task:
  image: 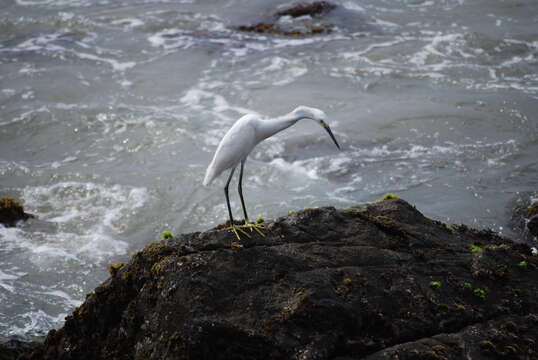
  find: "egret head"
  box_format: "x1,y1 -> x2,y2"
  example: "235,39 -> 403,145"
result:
293,106 -> 341,150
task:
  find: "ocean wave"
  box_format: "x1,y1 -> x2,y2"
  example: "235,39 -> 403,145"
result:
330,30 -> 538,95
10,181 -> 149,263
5,310 -> 66,339
2,29 -> 136,72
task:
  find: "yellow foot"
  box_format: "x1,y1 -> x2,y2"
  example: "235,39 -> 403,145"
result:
227,224 -> 251,241
239,222 -> 265,237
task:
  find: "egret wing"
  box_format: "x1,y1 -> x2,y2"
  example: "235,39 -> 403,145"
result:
203,117 -> 257,185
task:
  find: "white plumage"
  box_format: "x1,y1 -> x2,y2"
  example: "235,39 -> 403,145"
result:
203,106 -> 340,239
203,114 -> 258,186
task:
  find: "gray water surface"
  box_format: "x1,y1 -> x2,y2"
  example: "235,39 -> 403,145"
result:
1,0 -> 537,341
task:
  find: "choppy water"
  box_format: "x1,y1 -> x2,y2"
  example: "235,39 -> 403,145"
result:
1,0 -> 538,342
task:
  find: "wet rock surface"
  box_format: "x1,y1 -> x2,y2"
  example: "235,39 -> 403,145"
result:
235,1 -> 371,36
0,339 -> 40,360
508,191 -> 538,242
275,1 -> 336,18
0,197 -> 34,227
20,199 -> 538,359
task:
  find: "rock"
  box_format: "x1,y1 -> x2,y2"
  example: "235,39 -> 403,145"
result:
508,191 -> 538,242
528,215 -> 538,238
363,314 -> 538,360
22,199 -> 538,359
235,1 -> 375,37
236,22 -> 332,36
236,1 -> 336,36
0,339 -> 40,360
275,1 -> 336,18
0,197 -> 34,227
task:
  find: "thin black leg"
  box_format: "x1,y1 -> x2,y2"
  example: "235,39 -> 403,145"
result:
224,167 -> 236,225
238,159 -> 249,223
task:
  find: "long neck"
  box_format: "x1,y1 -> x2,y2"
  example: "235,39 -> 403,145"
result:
255,112 -> 303,143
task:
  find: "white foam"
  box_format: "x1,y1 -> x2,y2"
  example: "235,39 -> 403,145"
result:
0,106 -> 51,127
342,1 -> 365,12
336,30 -> 538,95
0,269 -> 24,293
269,158 -> 320,180
15,33 -> 65,52
12,181 -> 149,264
180,88 -> 227,112
1,89 -> 16,96
7,310 -> 65,338
76,52 -> 135,72
39,289 -> 82,308
148,29 -> 195,50
111,18 -> 144,30
326,156 -> 353,174
409,0 -> 434,7
9,32 -> 136,72
327,186 -> 358,204
371,18 -> 399,28
15,0 -> 87,6
179,87 -> 256,127
342,38 -> 406,61
254,56 -> 308,86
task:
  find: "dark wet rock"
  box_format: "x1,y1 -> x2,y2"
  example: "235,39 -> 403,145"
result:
528,215 -> 538,238
0,339 -> 40,360
508,191 -> 538,242
236,22 -> 333,36
22,199 -> 538,359
0,197 -> 34,227
363,314 -> 538,360
275,1 -> 336,18
235,1 -> 345,36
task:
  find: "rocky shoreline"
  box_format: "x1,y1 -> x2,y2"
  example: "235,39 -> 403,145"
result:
4,198 -> 536,359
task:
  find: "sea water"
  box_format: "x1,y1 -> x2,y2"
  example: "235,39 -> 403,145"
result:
1,0 -> 537,341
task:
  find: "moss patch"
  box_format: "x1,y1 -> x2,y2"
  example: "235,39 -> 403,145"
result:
378,193 -> 399,201
107,263 -> 124,277
162,231 -> 174,240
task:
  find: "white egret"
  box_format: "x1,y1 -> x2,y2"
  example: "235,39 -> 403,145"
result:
203,106 -> 341,240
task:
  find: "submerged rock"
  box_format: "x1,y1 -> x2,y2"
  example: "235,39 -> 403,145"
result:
0,197 -> 34,227
23,199 -> 538,359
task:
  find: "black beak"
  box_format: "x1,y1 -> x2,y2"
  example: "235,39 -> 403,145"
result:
323,124 -> 341,150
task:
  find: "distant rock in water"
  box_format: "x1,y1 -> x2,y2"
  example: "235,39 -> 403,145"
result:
21,198 -> 538,359
236,22 -> 332,36
235,1 -> 372,36
0,197 -> 34,227
275,1 -> 336,18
